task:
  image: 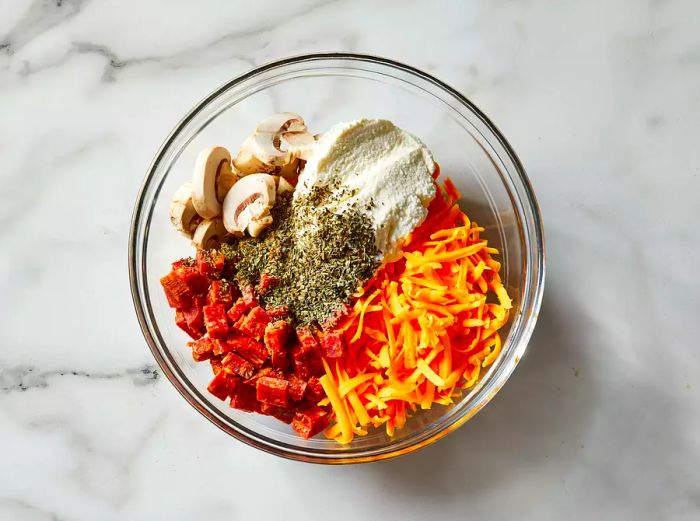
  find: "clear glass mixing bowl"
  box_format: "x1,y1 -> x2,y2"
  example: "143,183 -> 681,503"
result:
129,53 -> 545,464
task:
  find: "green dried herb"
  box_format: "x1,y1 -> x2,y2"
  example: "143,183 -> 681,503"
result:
220,186 -> 379,325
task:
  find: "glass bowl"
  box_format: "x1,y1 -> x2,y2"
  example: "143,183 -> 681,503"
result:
129,53 -> 545,464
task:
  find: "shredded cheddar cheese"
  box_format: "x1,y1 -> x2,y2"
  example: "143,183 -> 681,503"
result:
323,177 -> 512,443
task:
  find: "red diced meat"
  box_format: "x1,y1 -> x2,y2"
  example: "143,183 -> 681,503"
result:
307,355 -> 326,377
172,263 -> 209,294
231,337 -> 268,367
244,367 -> 283,386
229,384 -> 258,412
270,349 -> 288,370
235,307 -> 270,341
264,320 -> 289,349
227,298 -> 249,323
288,375 -> 307,402
210,357 -> 223,375
256,273 -> 280,295
241,286 -> 259,307
211,338 -> 232,356
264,320 -> 289,369
292,407 -> 330,439
296,327 -> 319,354
196,250 -> 225,277
305,376 -> 325,402
320,330 -> 344,359
260,402 -> 294,424
256,376 -> 289,408
291,345 -> 311,379
161,272 -> 193,309
265,305 -> 290,320
207,371 -> 237,401
221,352 -> 255,380
175,310 -> 199,339
207,280 -> 234,308
182,296 -> 205,336
203,304 -> 228,338
188,337 -> 214,362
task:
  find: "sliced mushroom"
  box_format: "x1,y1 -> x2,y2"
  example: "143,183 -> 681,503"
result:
192,146 -> 236,219
248,214 -> 273,238
232,136 -> 275,176
222,173 -> 276,237
192,217 -> 228,249
250,113 -> 316,166
281,131 -> 316,161
169,182 -> 202,238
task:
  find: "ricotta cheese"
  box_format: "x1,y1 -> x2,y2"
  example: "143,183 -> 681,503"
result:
296,119 -> 436,260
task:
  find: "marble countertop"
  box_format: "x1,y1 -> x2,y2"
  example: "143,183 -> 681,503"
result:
1,1 -> 699,519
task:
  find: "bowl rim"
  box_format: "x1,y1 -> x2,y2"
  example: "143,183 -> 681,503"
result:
129,52 -> 546,464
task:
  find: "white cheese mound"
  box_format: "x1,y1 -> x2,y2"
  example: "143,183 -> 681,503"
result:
295,119 -> 436,260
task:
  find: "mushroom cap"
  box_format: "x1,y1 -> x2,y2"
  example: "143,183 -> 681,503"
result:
169,182 -> 202,238
192,146 -> 232,219
222,173 -> 276,236
192,218 -> 228,249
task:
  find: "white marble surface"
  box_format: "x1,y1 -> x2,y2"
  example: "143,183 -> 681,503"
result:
1,0 -> 699,519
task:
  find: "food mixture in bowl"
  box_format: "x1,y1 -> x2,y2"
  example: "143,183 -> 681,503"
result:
161,113 -> 512,443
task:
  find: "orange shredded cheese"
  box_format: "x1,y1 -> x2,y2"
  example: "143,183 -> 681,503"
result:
323,176 -> 512,443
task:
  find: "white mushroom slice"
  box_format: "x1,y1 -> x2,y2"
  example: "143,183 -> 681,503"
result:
276,176 -> 294,195
192,218 -> 228,249
192,146 -> 234,219
232,136 -> 275,176
251,113 -> 313,166
248,213 -> 273,238
281,131 -> 316,160
222,173 -> 276,237
169,182 -> 202,238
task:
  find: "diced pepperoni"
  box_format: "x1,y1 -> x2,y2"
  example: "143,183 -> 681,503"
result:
207,280 -> 234,308
288,375 -> 307,402
188,337 -> 214,362
203,304 -> 228,338
207,371 -> 238,401
244,367 -> 284,386
292,407 -> 330,439
161,272 -> 193,309
241,286 -> 259,308
256,376 -> 289,408
291,345 -> 311,379
175,310 -> 200,339
229,383 -> 258,412
296,327 -> 319,354
172,263 -> 209,294
305,376 -> 325,402
196,249 -> 225,277
227,298 -> 250,323
210,357 -> 223,375
265,305 -> 290,320
319,330 -> 344,359
221,352 -> 255,380
260,402 -> 294,424
256,272 -> 280,295
233,338 -> 268,367
182,296 -> 205,336
234,306 -> 270,341
264,320 -> 289,369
